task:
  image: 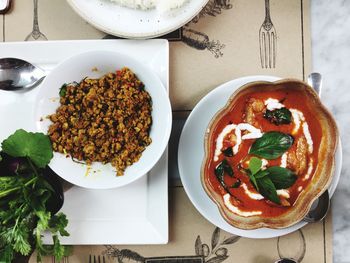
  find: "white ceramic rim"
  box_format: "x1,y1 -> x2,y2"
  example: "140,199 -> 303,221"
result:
66,0 -> 210,39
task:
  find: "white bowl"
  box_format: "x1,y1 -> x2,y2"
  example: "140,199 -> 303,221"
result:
66,0 -> 209,39
34,50 -> 172,189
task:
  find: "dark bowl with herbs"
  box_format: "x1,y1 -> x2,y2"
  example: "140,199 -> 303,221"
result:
0,129 -> 69,262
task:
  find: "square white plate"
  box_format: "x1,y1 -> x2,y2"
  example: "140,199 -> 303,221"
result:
0,39 -> 169,244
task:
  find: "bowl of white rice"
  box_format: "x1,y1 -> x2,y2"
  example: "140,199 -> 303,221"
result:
66,0 -> 209,38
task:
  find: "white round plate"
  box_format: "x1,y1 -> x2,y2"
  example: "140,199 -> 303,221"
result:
34,50 -> 172,189
67,0 -> 209,39
178,75 -> 342,239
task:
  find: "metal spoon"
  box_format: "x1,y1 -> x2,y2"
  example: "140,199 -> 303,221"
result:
0,58 -> 45,91
302,72 -> 330,223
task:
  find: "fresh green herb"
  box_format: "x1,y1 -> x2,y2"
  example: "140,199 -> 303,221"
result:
222,147 -> 233,157
1,129 -> 53,168
231,179 -> 241,188
215,160 -> 234,193
246,157 -> 262,190
0,130 -> 69,262
249,131 -> 294,160
248,157 -> 262,176
59,84 -> 67,97
264,107 -> 292,125
265,166 -> 297,189
246,171 -> 258,191
254,169 -> 270,179
222,159 -> 234,177
257,177 -> 280,204
246,157 -> 296,204
214,162 -> 225,186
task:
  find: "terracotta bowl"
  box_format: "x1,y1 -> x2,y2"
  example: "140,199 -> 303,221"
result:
201,79 -> 338,229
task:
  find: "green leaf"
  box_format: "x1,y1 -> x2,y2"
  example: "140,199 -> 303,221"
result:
254,169 -> 270,179
49,213 -> 69,237
214,162 -> 224,186
222,159 -> 233,177
246,170 -> 258,191
264,107 -> 292,125
0,245 -> 14,263
231,179 -> 241,188
53,235 -> 65,261
249,131 -> 294,160
36,210 -> 51,232
12,223 -> 32,256
248,157 -> 262,176
59,84 -> 67,97
222,147 -> 233,157
215,159 -> 234,185
257,177 -> 280,204
265,166 -> 297,189
1,129 -> 53,168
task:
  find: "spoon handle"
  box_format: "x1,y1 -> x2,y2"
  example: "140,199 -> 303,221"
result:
307,72 -> 322,98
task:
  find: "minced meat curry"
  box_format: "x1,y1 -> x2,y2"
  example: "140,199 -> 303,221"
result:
48,67 -> 152,176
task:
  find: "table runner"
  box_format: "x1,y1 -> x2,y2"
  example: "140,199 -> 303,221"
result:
0,0 -> 332,262
31,188 -> 332,263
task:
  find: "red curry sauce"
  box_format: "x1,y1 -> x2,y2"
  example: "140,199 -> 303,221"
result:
206,88 -> 322,217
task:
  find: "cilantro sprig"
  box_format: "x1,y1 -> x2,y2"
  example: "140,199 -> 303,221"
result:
0,129 -> 69,262
246,157 -> 297,204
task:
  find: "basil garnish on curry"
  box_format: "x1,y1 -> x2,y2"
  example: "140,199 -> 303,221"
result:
264,107 -> 292,125
249,131 -> 294,160
215,131 -> 297,204
246,157 -> 297,204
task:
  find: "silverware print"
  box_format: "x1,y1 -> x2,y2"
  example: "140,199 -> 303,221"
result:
25,0 -> 48,41
259,0 -> 277,68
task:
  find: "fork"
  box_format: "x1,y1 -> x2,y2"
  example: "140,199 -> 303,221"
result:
259,0 -> 277,68
89,255 -> 106,263
51,256 -> 69,263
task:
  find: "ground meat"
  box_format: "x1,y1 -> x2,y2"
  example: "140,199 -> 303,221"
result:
244,98 -> 265,127
48,67 -> 152,176
287,136 -> 308,175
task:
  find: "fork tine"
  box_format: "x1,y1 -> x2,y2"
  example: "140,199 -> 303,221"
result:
261,31 -> 266,68
259,30 -> 264,68
272,31 -> 276,68
267,32 -> 272,68
264,32 -> 268,68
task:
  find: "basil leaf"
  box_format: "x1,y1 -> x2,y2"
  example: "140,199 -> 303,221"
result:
257,177 -> 280,204
222,159 -> 234,177
59,84 -> 67,97
231,179 -> 241,188
249,131 -> 294,159
254,169 -> 269,179
265,166 -> 297,189
222,147 -> 233,157
215,160 -> 234,194
214,162 -> 225,186
264,107 -> 292,125
248,157 -> 262,176
246,170 -> 259,191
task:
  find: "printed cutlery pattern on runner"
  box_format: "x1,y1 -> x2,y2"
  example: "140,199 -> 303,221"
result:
259,0 -> 277,68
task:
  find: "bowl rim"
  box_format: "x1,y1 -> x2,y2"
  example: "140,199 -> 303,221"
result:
35,49 -> 172,189
66,0 -> 210,39
200,78 -> 339,229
